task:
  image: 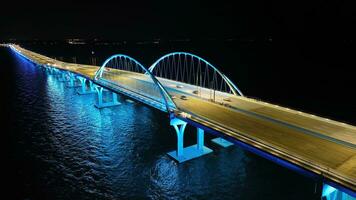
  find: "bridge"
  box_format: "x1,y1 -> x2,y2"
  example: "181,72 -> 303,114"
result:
7,44 -> 356,199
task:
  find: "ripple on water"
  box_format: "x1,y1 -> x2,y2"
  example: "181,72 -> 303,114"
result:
6,54 -> 319,200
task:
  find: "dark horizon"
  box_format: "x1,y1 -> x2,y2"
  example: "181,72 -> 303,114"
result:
1,1 -> 354,61
0,1 -> 270,41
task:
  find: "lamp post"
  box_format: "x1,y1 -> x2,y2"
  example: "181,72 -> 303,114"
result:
210,81 -> 215,102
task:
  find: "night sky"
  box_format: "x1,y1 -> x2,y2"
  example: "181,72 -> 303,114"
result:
1,1 -> 271,40
1,1 -> 354,42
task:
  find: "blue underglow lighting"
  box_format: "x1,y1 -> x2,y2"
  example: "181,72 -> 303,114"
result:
96,54 -> 177,112
322,183 -> 356,199
322,184 -> 337,197
8,45 -> 356,199
324,180 -> 356,199
177,116 -> 320,178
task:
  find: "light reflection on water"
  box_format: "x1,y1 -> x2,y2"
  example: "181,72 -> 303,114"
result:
6,50 -> 318,200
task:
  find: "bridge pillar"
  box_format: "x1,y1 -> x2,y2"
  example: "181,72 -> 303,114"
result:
211,137 -> 233,148
322,183 -> 355,200
77,77 -> 95,95
41,66 -> 47,73
66,73 -> 79,88
58,71 -> 69,82
50,67 -> 60,76
45,66 -> 55,75
94,85 -> 121,109
197,128 -> 204,151
167,118 -> 213,163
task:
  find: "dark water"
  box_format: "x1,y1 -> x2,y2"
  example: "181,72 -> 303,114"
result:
1,42 -> 352,200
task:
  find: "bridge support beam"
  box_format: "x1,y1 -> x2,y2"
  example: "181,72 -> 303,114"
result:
66,73 -> 80,88
58,71 -> 69,82
42,66 -> 48,73
45,66 -> 58,75
167,118 -> 213,163
322,183 -> 355,200
211,137 -> 233,148
94,85 -> 120,109
52,68 -> 61,76
77,77 -> 95,95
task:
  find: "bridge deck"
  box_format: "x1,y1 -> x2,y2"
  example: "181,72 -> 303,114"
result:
174,94 -> 356,184
10,45 -> 356,191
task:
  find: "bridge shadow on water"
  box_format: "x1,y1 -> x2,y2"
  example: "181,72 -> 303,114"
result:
1,47 -> 322,200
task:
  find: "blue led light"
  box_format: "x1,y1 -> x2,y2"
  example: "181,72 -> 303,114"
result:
96,54 -> 177,112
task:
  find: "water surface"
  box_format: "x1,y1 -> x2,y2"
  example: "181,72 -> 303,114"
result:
1,45 -> 331,199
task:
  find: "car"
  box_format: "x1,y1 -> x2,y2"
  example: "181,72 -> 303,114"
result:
177,111 -> 191,118
180,95 -> 188,100
171,95 -> 177,99
223,97 -> 231,102
192,90 -> 199,94
176,85 -> 184,88
223,103 -> 231,107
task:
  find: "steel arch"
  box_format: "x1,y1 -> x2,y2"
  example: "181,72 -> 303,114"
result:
148,52 -> 243,96
95,54 -> 177,112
